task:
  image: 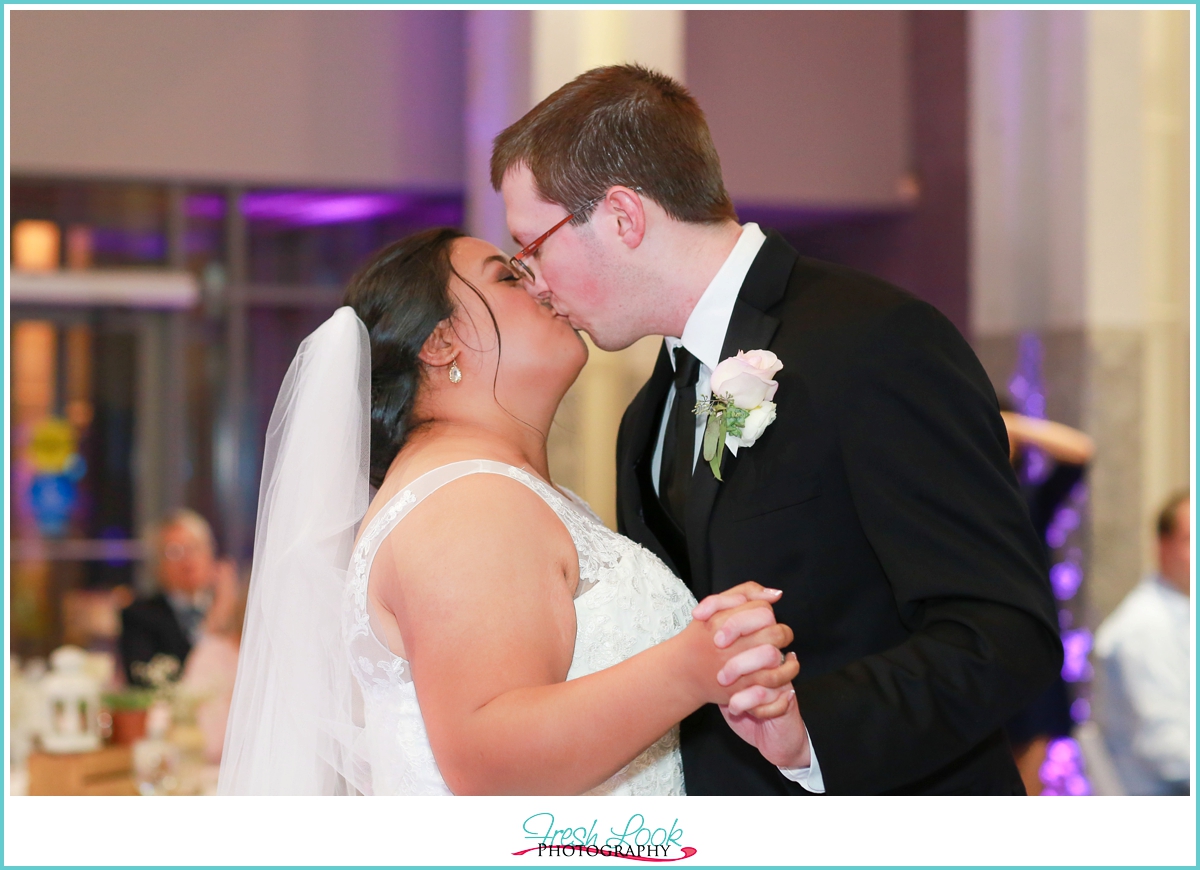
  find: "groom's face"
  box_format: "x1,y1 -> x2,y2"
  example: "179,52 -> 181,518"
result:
501,166 -> 630,351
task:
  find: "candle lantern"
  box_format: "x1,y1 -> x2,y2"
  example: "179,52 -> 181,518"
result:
40,646 -> 102,754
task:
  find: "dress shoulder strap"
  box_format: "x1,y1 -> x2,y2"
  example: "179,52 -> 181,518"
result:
351,460 -> 561,582
346,460 -> 608,658
345,460 -> 619,689
345,461 -> 550,674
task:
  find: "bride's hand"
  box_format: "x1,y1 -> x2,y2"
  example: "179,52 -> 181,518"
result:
692,582 -> 798,719
682,599 -> 798,707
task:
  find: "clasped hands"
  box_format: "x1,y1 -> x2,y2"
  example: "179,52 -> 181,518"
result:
689,581 -> 812,770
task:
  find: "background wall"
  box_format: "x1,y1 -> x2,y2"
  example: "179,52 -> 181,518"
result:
755,11 -> 970,335
10,10 -> 465,188
687,10 -> 911,209
970,9 -> 1191,620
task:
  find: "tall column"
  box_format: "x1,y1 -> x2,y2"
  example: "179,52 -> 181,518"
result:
530,11 -> 684,102
465,11 -> 532,249
970,10 -> 1190,620
163,184 -> 188,514
464,10 -> 684,527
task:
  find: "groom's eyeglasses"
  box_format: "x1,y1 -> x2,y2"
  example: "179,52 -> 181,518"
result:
508,187 -> 643,283
507,196 -> 602,284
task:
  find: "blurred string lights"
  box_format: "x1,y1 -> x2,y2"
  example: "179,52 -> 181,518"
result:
1009,332 -> 1092,796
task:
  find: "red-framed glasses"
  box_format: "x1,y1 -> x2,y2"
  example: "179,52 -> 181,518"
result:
507,195 -> 603,284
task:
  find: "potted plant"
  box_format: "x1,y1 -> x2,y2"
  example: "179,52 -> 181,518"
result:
102,688 -> 155,745
104,652 -> 183,746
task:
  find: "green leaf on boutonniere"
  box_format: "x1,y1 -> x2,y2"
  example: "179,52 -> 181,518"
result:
709,450 -> 724,481
704,412 -> 726,481
702,411 -> 722,463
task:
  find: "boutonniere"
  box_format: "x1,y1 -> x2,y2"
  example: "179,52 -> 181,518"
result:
693,350 -> 782,481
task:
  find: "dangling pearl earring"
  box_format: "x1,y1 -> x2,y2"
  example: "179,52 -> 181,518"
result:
448,359 -> 462,384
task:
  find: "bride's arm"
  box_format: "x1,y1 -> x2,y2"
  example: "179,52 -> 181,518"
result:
377,474 -> 795,795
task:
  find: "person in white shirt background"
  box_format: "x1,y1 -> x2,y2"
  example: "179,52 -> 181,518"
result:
1094,491 -> 1191,796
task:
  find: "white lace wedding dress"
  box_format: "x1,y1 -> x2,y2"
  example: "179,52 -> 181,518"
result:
344,459 -> 696,795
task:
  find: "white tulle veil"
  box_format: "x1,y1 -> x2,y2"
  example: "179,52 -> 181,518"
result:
218,306 -> 374,795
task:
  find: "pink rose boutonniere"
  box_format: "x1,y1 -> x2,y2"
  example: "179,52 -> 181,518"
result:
693,349 -> 783,481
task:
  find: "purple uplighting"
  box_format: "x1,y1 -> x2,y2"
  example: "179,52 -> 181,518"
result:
185,189 -> 463,228
1024,450 -> 1049,484
1046,503 -> 1081,549
1070,698 -> 1091,723
90,227 -> 167,261
1008,334 -> 1047,421
186,192 -> 226,220
1050,560 -> 1083,600
1040,737 -> 1091,796
1006,285 -> 1095,798
1009,332 -> 1050,485
1061,629 -> 1093,683
241,191 -> 418,226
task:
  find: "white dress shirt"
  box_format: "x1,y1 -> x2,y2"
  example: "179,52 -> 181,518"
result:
166,590 -> 210,646
1094,574 -> 1191,794
650,223 -> 766,491
649,222 -> 824,793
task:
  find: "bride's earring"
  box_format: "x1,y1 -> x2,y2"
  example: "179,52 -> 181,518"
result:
448,359 -> 462,384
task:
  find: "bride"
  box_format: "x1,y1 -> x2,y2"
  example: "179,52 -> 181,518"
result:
218,228 -> 800,795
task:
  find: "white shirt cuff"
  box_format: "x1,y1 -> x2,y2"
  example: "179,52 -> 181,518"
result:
777,730 -> 824,793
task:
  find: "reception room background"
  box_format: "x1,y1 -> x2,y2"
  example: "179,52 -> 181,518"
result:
6,8 -> 1191,798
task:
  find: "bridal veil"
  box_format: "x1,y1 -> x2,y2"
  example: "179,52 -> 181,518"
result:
218,307 -> 374,794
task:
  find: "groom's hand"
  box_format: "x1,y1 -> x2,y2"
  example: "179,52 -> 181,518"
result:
720,690 -> 812,770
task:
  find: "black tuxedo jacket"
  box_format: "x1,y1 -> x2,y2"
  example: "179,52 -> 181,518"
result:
616,231 -> 1062,795
119,593 -> 193,685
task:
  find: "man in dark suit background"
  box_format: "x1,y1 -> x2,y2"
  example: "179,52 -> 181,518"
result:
492,64 -> 1062,794
120,509 -> 230,685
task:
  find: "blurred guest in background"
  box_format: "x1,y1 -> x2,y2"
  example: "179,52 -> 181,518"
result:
1094,492 -> 1191,796
1001,407 -> 1095,794
119,509 -> 236,686
180,566 -> 247,763
1001,408 -> 1095,532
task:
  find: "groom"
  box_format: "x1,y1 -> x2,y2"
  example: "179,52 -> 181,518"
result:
492,65 -> 1061,795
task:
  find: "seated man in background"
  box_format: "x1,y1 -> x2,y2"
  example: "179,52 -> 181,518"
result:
1094,491 -> 1191,795
119,509 -> 236,685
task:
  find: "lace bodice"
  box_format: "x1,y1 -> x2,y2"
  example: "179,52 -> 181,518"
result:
344,460 -> 695,795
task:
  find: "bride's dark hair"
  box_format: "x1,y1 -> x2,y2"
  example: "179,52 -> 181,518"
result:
343,227 -> 499,488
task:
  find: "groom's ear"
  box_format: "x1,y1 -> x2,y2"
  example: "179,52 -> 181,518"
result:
418,319 -> 459,368
604,186 -> 646,250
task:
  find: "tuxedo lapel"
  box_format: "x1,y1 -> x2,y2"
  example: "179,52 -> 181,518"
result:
629,341 -> 675,471
683,232 -> 797,599
620,341 -> 680,570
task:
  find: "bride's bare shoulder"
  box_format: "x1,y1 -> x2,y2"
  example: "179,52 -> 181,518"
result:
374,441 -> 578,594
363,434 -> 566,550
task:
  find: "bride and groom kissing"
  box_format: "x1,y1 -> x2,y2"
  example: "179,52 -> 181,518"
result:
219,65 -> 1062,795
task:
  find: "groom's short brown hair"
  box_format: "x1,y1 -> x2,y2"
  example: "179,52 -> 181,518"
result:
490,64 -> 737,225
